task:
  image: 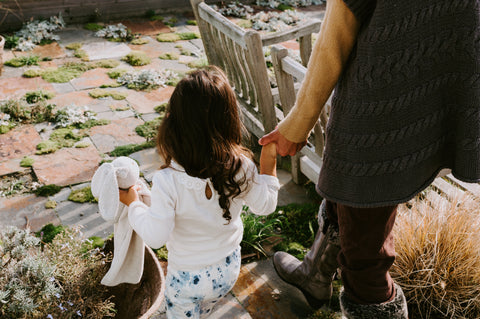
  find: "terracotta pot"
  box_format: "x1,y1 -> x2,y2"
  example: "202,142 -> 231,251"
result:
0,35 -> 4,76
104,240 -> 165,318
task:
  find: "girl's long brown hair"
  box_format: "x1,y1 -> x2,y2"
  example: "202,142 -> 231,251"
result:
157,66 -> 253,223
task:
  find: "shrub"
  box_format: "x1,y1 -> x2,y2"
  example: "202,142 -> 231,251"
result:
391,193 -> 480,318
121,51 -> 151,66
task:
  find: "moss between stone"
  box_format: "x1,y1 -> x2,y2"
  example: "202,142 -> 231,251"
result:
25,90 -> 55,104
68,186 -> 97,203
84,23 -> 104,32
186,20 -> 197,26
74,49 -> 89,60
130,38 -> 149,45
20,156 -> 34,167
187,58 -> 208,69
156,32 -> 199,43
121,51 -> 151,66
45,200 -> 57,209
154,102 -> 168,115
34,184 -> 62,197
109,141 -> 155,157
93,59 -> 120,69
135,117 -> 162,141
237,19 -> 253,29
159,52 -> 179,60
74,141 -> 91,148
89,88 -> 127,100
23,68 -> 45,78
107,68 -> 128,79
4,55 -> 40,67
100,82 -> 123,88
41,62 -> 93,83
36,140 -> 61,154
66,42 -> 83,50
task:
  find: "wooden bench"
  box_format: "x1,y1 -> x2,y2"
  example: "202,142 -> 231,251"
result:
190,0 -> 321,137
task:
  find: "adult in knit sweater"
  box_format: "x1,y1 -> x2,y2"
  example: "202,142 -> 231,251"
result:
260,0 -> 479,317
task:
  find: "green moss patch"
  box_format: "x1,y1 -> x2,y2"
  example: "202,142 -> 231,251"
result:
50,128 -> 82,147
36,223 -> 66,243
100,82 -> 123,88
20,156 -> 34,167
107,68 -> 128,79
68,186 -> 97,203
5,55 -> 40,67
93,59 -> 120,69
122,51 -> 151,66
74,141 -> 91,148
36,140 -> 61,154
0,99 -> 55,124
156,32 -> 199,42
187,58 -> 208,69
25,90 -> 55,104
23,68 -> 45,78
159,52 -> 179,60
135,117 -> 162,141
45,200 -> 57,209
153,246 -> 168,261
131,38 -> 149,45
84,23 -> 104,32
89,88 -> 127,100
34,184 -> 62,197
237,19 -> 253,29
186,20 -> 197,26
74,49 -> 89,60
109,141 -> 155,157
41,67 -> 83,83
154,103 -> 168,116
66,42 -> 83,50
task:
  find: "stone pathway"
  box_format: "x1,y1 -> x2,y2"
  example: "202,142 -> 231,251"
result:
0,8 -> 327,319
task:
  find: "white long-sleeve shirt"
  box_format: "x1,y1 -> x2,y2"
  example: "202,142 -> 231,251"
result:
128,157 -> 280,271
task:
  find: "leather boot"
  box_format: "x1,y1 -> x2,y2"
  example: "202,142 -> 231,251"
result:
273,200 -> 340,309
340,283 -> 408,319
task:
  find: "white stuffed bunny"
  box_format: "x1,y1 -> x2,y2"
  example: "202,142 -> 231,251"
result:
91,156 -> 151,286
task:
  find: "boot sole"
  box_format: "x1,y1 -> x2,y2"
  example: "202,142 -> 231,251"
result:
272,258 -> 328,309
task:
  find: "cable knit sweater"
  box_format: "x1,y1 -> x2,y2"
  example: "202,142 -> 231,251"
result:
280,0 -> 480,207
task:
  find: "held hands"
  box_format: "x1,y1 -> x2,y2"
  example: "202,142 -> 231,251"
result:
259,128 -> 307,157
119,185 -> 140,207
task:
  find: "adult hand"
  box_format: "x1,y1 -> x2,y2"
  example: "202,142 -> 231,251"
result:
259,128 -> 307,157
119,185 -> 140,206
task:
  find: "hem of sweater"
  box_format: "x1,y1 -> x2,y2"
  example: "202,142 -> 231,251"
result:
167,245 -> 241,272
315,166 -> 480,208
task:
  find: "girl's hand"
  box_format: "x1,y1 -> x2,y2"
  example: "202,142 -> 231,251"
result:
259,128 -> 306,157
119,185 -> 140,206
260,142 -> 277,176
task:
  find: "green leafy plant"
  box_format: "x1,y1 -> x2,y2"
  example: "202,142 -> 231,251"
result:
241,206 -> 283,257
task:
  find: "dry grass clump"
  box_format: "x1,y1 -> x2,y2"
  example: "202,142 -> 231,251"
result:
391,192 -> 480,318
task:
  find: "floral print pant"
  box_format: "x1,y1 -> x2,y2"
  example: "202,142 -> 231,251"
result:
165,247 -> 241,318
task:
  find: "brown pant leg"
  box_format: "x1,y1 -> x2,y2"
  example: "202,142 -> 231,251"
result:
326,201 -> 397,305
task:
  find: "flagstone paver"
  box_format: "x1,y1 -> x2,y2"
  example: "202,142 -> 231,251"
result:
0,125 -> 42,161
0,158 -> 30,176
82,41 -> 132,60
49,90 -> 94,108
32,145 -> 102,186
121,20 -> 171,36
126,86 -> 174,114
0,76 -> 55,100
89,117 -> 146,153
71,67 -> 113,90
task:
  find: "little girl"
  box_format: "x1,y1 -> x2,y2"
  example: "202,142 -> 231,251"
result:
119,66 -> 279,318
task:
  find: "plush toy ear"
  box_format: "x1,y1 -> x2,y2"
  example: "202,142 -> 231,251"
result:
91,163 -> 119,222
